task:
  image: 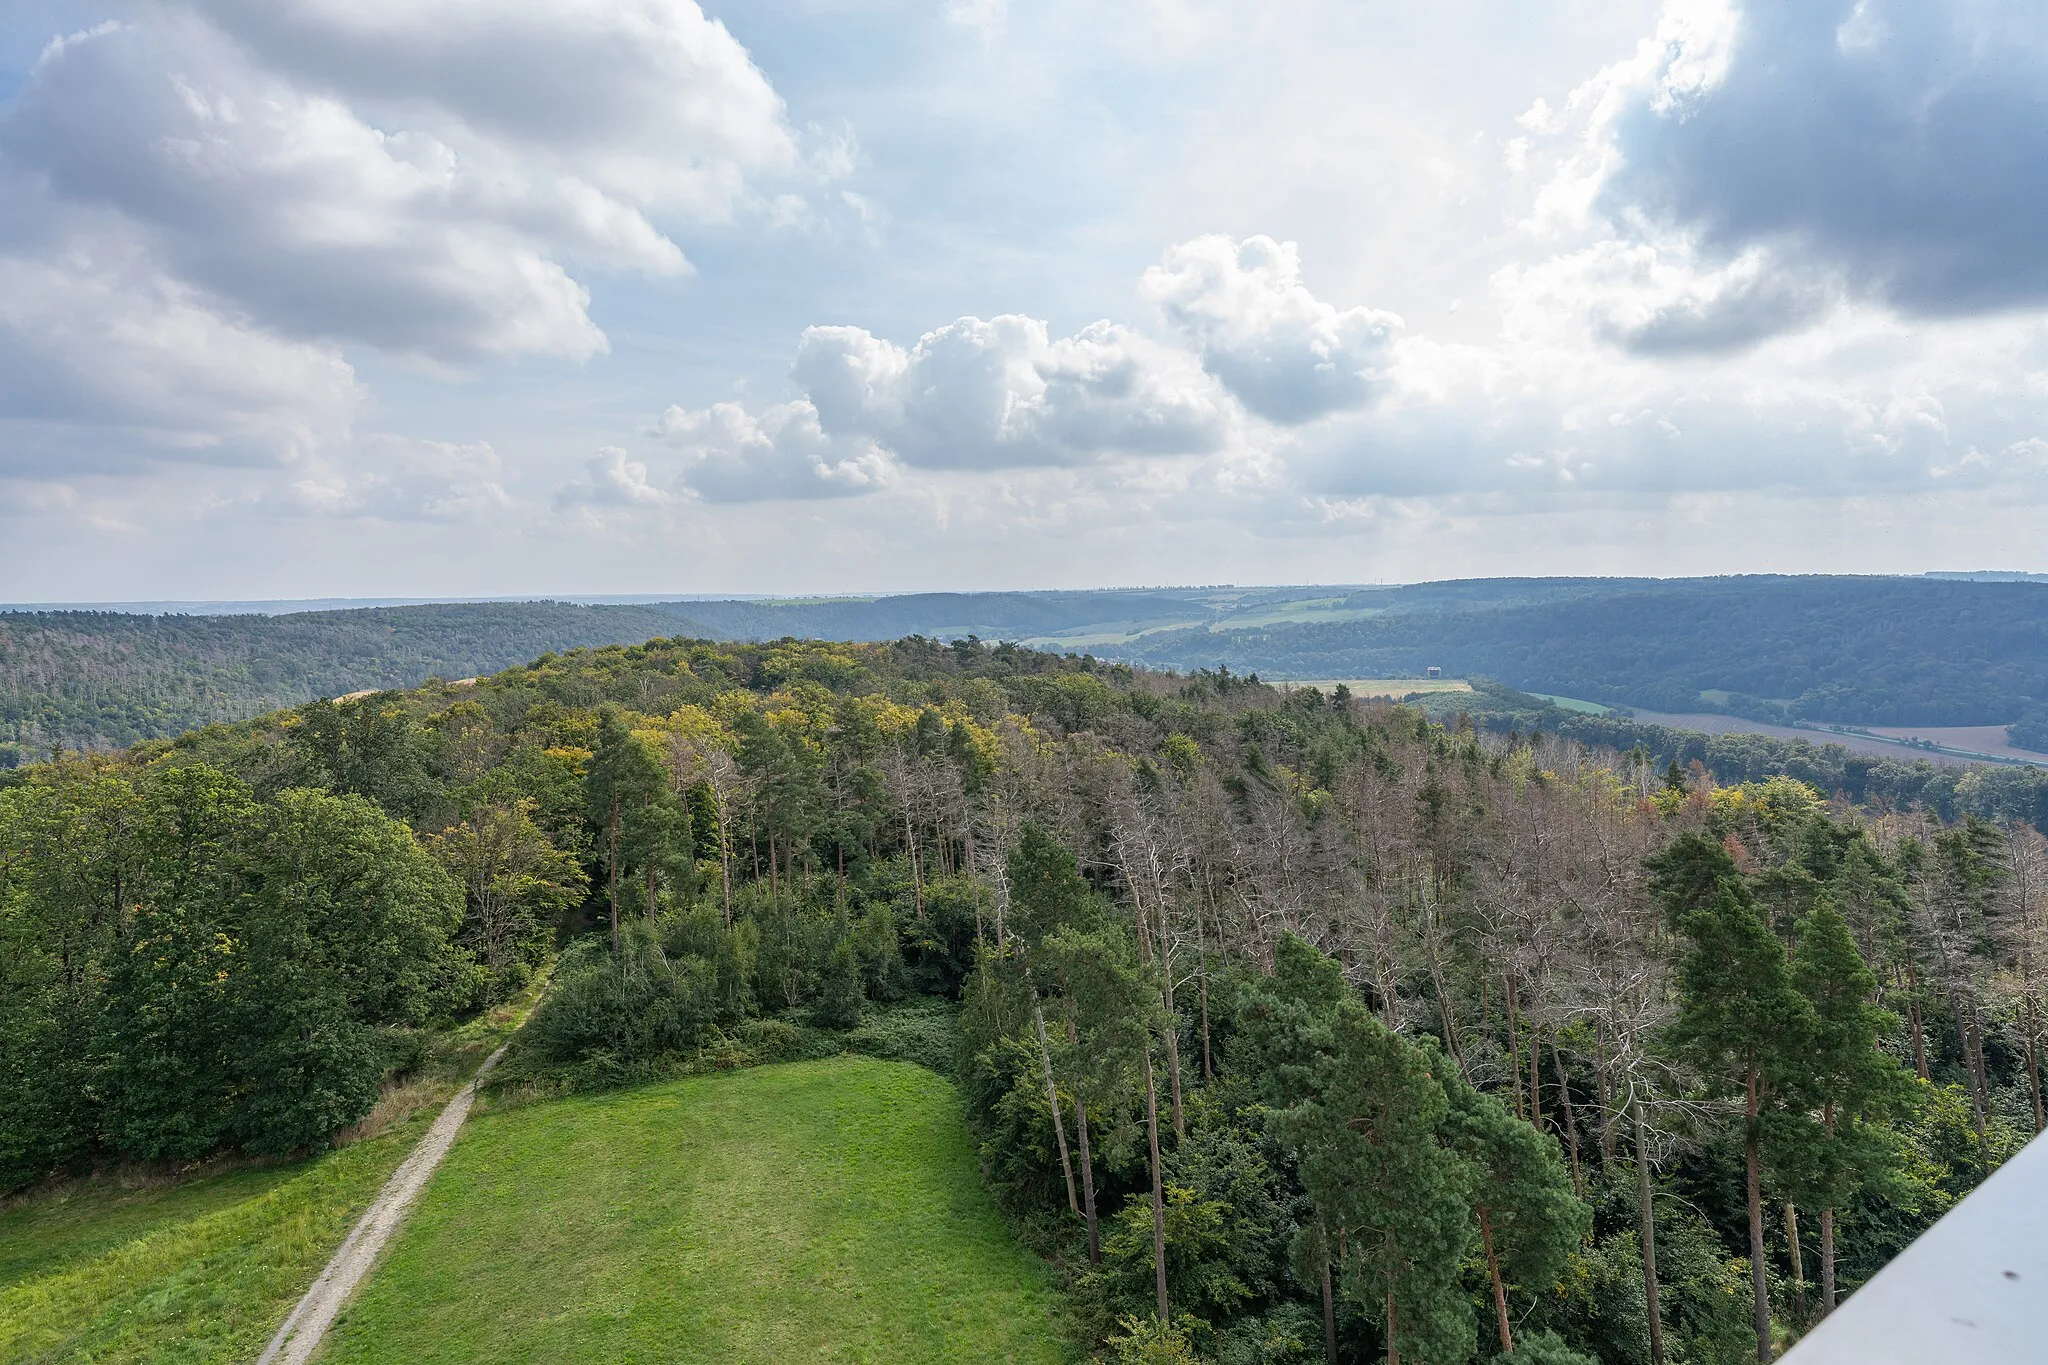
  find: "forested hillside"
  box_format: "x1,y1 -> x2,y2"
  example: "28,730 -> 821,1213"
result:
1117,576 -> 2048,731
0,601 -> 703,760
6,636 -> 2045,1363
10,576 -> 2048,760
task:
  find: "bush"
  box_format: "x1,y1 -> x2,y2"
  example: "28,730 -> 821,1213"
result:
848,998 -> 960,1075
522,932 -> 714,1067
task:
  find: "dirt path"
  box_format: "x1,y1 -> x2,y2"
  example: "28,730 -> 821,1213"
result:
255,1045 -> 508,1365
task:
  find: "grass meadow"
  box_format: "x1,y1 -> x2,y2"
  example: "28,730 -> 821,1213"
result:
0,987 -> 538,1364
320,1055 -> 1074,1364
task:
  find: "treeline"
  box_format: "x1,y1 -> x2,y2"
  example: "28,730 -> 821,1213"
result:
1425,681 -> 2048,828
4,636 -> 2045,1365
1116,576 -> 2048,735
0,601 -> 704,759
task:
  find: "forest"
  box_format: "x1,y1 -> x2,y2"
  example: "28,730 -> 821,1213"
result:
11,575 -> 2048,762
4,633 -> 2043,1363
1118,577 -> 2048,736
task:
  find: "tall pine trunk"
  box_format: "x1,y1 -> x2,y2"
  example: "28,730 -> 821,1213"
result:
1785,1202 -> 1806,1323
1746,1064 -> 1773,1362
1074,1091 -> 1100,1264
1034,1004 -> 1079,1213
1145,1052 -> 1169,1323
1480,1207 -> 1513,1353
1632,1092 -> 1666,1365
1320,1241 -> 1338,1365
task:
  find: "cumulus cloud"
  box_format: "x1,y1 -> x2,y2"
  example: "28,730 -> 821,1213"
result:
555,446 -> 675,510
657,400 -> 894,502
0,216 -> 359,470
1524,0 -> 2048,349
1141,234 -> 1402,421
791,314 -> 1229,469
0,0 -> 804,468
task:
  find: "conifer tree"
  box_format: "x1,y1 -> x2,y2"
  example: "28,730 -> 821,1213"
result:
1781,895 -> 1911,1319
1653,833 -> 1814,1363
1438,1056 -> 1590,1355
1238,935 -> 1476,1365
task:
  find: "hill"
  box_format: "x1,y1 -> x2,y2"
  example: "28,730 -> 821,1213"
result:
8,574 -> 2048,759
320,1057 -> 1070,1363
1109,575 -> 2048,734
0,601 -> 706,759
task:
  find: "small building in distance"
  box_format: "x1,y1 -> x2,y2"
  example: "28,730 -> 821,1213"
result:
1426,666 -> 1442,679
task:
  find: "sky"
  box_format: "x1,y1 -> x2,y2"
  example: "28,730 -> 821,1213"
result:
4,0 -> 2048,600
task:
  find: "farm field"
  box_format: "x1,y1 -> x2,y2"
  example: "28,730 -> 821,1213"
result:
1859,724 -> 2048,763
0,988 -> 536,1364
319,1056 -> 1073,1364
1626,710 -> 2047,768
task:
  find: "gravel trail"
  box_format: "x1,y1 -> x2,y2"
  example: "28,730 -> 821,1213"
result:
254,1045 -> 508,1365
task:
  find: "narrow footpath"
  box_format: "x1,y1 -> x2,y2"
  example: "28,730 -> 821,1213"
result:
255,1045 -> 508,1365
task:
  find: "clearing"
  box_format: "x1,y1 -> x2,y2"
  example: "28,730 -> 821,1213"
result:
0,991 -> 534,1364
318,1055 -> 1073,1364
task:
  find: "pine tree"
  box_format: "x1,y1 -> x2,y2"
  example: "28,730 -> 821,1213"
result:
1653,834 -> 1814,1363
1238,935 -> 1476,1365
1781,895 -> 1911,1320
1438,1056 -> 1590,1355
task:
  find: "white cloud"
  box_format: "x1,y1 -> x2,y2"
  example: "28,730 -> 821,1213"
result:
0,0 -> 806,472
658,400 -> 895,501
1141,234 -> 1403,422
791,314 -> 1230,469
0,214 -> 359,471
555,446 -> 674,511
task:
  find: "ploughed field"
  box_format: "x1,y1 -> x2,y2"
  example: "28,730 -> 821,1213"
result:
320,1056 -> 1071,1363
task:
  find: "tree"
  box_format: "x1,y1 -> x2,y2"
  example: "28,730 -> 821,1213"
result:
1780,896 -> 1911,1320
586,706 -> 672,952
426,799 -> 586,998
1653,834 -> 1814,1363
1439,1057 -> 1590,1356
1237,935 -> 1476,1365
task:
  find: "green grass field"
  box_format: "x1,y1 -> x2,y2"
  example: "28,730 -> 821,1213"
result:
0,990 -> 537,1364
320,1056 -> 1073,1364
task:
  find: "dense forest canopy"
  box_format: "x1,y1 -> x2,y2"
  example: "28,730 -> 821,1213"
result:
5,634 -> 2046,1364
8,576 -> 2048,762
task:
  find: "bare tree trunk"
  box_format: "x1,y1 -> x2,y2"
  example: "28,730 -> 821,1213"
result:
1596,1021 -> 1618,1163
1746,1067 -> 1773,1362
1480,1206 -> 1513,1353
1145,1052 -> 1169,1324
1034,1004 -> 1078,1213
1551,1036 -> 1584,1198
1634,1092 -> 1667,1365
1505,974 -> 1526,1121
1075,1092 -> 1100,1264
1820,1205 -> 1837,1317
2026,992 -> 2045,1134
1958,1002 -> 1991,1168
1529,1021 -> 1546,1132
1785,1202 -> 1807,1324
